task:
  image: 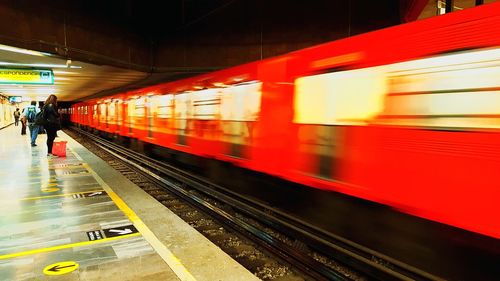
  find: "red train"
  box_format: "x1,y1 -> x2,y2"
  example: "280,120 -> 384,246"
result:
71,3 -> 500,239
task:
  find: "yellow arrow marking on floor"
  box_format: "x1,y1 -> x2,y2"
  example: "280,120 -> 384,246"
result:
41,187 -> 60,192
43,261 -> 79,276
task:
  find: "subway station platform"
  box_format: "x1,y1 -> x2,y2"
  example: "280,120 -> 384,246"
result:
0,124 -> 259,281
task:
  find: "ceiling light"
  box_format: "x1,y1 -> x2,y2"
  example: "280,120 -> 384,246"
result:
53,70 -> 77,75
0,61 -> 82,69
0,44 -> 52,57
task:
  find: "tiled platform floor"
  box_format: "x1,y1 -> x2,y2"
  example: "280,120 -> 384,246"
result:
0,125 -> 258,281
0,125 -> 179,281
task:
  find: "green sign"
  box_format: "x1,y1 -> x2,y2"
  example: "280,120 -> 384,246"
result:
0,68 -> 54,84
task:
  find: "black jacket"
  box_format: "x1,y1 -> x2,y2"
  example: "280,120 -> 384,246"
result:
43,104 -> 60,127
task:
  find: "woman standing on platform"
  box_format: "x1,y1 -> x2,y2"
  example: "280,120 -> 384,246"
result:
42,94 -> 61,157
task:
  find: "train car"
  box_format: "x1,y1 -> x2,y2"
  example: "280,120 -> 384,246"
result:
71,103 -> 84,126
95,94 -> 124,135
87,99 -> 98,129
282,2 -> 500,238
135,75 -> 218,156
149,63 -> 265,165
71,2 -> 500,239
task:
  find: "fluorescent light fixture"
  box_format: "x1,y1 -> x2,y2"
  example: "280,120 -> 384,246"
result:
0,44 -> 52,57
0,61 -> 82,69
53,70 -> 77,75
54,77 -> 71,81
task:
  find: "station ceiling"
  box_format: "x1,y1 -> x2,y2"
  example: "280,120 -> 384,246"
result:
0,0 -> 490,102
0,47 -> 146,101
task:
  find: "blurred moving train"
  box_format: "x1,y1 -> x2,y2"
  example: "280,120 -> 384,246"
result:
71,3 -> 500,239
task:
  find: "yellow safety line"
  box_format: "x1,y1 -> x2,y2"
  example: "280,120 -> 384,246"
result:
19,189 -> 105,201
0,233 -> 141,260
78,157 -> 197,281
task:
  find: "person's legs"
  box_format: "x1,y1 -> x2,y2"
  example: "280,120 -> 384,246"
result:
46,127 -> 56,154
32,125 -> 40,144
28,124 -> 33,143
29,124 -> 39,146
14,118 -> 18,126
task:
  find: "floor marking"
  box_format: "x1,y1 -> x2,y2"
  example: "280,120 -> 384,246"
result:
43,261 -> 79,276
104,224 -> 138,237
41,187 -> 60,193
19,189 -> 105,201
41,182 -> 58,187
0,233 -> 140,260
86,230 -> 104,241
77,154 -> 197,281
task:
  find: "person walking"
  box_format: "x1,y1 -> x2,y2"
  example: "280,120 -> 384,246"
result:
21,101 -> 41,147
41,95 -> 61,157
13,108 -> 20,126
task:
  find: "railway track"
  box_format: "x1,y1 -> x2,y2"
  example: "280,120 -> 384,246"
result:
67,126 -> 440,281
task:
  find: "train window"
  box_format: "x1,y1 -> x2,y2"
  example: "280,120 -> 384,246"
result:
116,100 -> 123,127
99,103 -> 106,119
108,102 -> 116,118
192,88 -> 219,120
378,48 -> 500,129
220,82 -> 262,121
219,82 -> 262,158
294,66 -> 386,125
156,94 -> 174,118
174,93 -> 191,129
134,97 -> 145,117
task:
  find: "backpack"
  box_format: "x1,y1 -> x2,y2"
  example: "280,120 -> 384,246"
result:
35,108 -> 47,126
26,107 -> 36,123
